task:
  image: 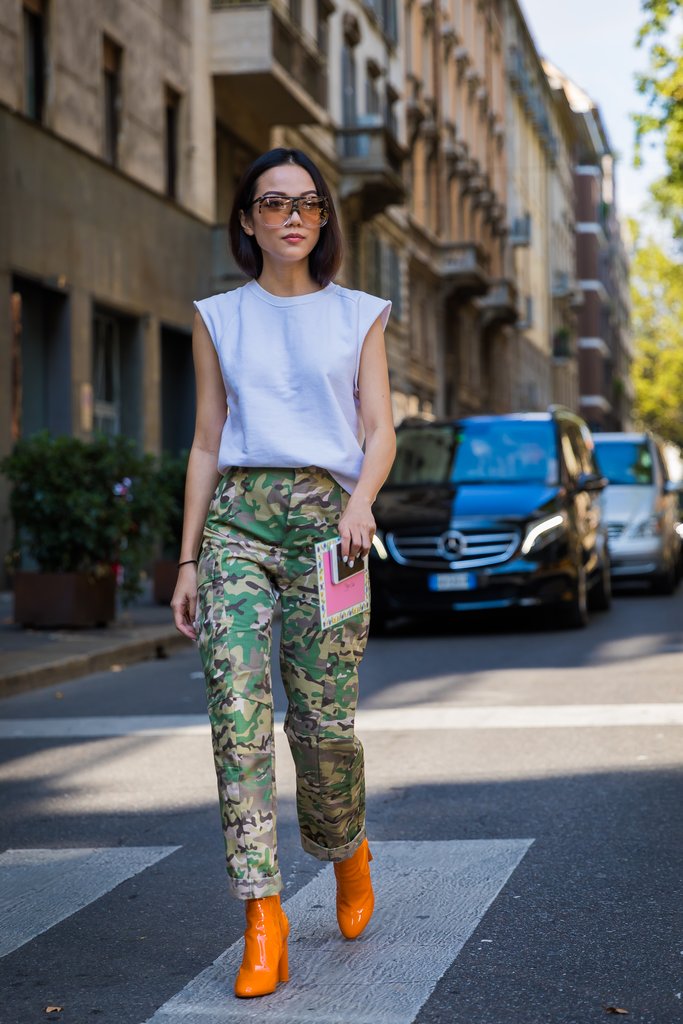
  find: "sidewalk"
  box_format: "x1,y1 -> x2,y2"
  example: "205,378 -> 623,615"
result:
0,587 -> 192,699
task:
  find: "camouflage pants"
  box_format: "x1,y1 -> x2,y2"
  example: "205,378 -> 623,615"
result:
196,466 -> 370,900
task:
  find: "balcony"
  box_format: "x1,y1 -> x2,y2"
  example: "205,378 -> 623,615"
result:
552,270 -> 573,298
478,278 -> 518,326
336,114 -> 407,218
435,242 -> 489,298
210,0 -> 327,125
553,270 -> 583,307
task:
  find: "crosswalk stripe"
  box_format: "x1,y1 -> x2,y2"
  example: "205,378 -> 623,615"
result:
1,702 -> 683,739
0,846 -> 180,958
142,839 -> 533,1024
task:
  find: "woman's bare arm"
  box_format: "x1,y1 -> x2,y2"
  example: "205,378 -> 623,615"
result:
171,311 -> 227,639
338,316 -> 396,563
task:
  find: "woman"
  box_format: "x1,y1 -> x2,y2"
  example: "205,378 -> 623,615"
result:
171,147 -> 396,998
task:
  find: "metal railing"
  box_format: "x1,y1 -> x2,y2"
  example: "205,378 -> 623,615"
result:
211,0 -> 327,108
272,9 -> 327,107
337,114 -> 403,175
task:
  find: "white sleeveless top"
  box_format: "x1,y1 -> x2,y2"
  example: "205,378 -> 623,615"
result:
193,279 -> 392,495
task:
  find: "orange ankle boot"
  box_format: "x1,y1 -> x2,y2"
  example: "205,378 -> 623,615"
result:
234,894 -> 289,998
334,839 -> 374,940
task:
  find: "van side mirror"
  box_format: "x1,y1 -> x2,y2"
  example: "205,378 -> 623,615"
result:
577,471 -> 607,493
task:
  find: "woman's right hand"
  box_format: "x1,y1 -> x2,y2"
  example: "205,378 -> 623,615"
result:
171,564 -> 199,640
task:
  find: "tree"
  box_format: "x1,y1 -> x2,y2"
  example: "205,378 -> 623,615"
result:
634,0 -> 683,239
629,225 -> 683,446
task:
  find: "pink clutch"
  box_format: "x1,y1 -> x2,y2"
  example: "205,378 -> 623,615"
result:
315,537 -> 370,628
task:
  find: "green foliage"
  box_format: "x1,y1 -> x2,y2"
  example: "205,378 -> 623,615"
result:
156,449 -> 189,556
634,0 -> 683,238
629,225 -> 683,446
0,433 -> 173,605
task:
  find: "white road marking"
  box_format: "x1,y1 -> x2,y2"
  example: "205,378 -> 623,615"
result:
357,703 -> 683,730
0,846 -> 179,958
2,702 -> 683,739
143,839 -> 533,1024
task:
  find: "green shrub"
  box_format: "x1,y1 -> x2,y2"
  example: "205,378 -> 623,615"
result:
1,432 -> 172,605
156,449 -> 189,557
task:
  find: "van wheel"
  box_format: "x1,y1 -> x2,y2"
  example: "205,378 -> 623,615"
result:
652,561 -> 677,595
562,565 -> 589,628
589,555 -> 612,611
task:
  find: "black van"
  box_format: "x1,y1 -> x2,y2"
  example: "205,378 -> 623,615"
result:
370,407 -> 611,630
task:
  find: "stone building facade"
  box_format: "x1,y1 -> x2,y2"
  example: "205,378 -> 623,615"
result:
559,74 -> 632,431
402,0 -> 511,421
0,0 -> 631,575
0,0 -> 215,569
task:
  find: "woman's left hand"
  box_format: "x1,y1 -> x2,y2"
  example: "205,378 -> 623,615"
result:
338,494 -> 375,565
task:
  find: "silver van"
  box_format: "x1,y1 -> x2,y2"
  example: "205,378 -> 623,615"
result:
592,432 -> 681,594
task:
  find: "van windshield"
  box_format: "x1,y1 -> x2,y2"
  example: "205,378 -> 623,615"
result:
387,421 -> 558,486
593,440 -> 653,485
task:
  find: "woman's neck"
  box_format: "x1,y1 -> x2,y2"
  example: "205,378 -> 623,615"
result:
256,260 -> 323,298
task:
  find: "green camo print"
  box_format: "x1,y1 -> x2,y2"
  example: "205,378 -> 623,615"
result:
196,466 -> 369,900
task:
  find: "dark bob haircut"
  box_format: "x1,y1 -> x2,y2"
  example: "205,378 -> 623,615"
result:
228,148 -> 343,287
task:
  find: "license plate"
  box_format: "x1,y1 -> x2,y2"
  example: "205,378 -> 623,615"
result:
429,572 -> 475,592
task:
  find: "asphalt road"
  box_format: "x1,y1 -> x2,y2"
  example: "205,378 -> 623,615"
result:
1,587 -> 682,1024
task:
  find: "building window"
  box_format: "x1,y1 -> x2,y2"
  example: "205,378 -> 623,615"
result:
365,229 -> 382,296
316,0 -> 332,53
387,244 -> 402,321
289,0 -> 302,28
103,36 -> 122,167
161,327 -> 195,456
165,85 -> 180,199
93,312 -> 121,435
341,43 -> 357,127
366,61 -> 381,116
385,83 -> 399,138
23,0 -> 46,122
93,308 -> 141,440
382,0 -> 398,45
424,149 -> 433,225
12,276 -> 71,438
365,230 -> 402,322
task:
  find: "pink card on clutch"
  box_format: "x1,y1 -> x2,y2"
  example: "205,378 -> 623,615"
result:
315,537 -> 370,629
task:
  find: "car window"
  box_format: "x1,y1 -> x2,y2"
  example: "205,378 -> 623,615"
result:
388,421 -> 559,485
593,440 -> 654,485
389,426 -> 456,484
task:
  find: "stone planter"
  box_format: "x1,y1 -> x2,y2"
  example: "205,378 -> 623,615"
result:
14,571 -> 117,628
153,559 -> 178,605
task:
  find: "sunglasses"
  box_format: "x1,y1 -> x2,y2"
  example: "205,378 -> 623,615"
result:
248,193 -> 329,228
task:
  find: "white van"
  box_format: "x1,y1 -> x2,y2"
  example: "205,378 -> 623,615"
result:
592,432 -> 681,594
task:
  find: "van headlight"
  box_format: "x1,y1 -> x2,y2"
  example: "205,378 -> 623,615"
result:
631,515 -> 661,537
521,513 -> 567,555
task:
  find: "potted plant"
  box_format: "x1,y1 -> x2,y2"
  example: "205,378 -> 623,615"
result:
1,432 -> 170,627
153,450 -> 189,605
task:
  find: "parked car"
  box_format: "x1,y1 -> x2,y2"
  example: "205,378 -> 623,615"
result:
675,486 -> 683,574
591,432 -> 681,594
370,407 -> 611,631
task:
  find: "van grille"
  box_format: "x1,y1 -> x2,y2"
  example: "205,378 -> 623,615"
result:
386,527 -> 520,569
606,522 -> 626,540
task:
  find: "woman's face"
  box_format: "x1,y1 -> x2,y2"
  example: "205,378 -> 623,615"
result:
239,163 -> 325,271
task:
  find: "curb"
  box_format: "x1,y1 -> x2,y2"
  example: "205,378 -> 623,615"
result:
0,627 -> 193,699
